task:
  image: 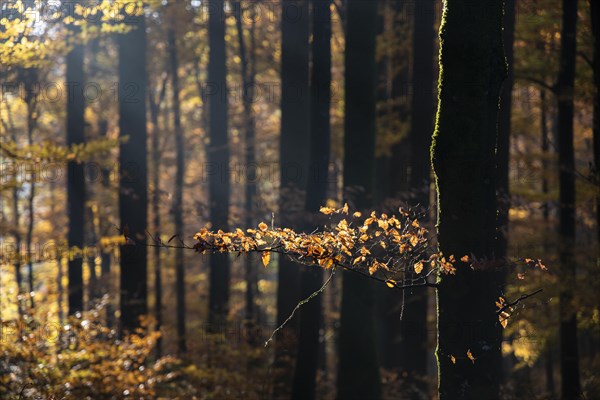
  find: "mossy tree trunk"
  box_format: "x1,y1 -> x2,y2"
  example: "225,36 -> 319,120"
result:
431,1 -> 506,399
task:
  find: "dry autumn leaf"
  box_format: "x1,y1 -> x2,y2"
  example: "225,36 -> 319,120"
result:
467,349 -> 476,364
319,206 -> 335,215
414,261 -> 424,274
261,251 -> 271,267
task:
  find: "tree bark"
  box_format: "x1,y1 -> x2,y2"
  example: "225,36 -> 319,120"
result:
274,0 -> 310,396
590,0 -> 600,239
233,0 -> 259,324
149,70 -> 167,356
167,13 -> 187,354
207,0 -> 231,328
431,1 -> 506,398
496,0 -> 515,261
397,0 -> 437,394
337,1 -> 381,399
556,0 -> 580,398
66,4 -> 86,316
291,1 -> 331,398
118,12 -> 149,331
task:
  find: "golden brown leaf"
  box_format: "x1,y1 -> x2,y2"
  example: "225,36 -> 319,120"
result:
261,251 -> 271,267
467,349 -> 476,364
414,261 -> 424,274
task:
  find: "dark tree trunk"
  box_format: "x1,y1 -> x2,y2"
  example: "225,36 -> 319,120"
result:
11,139 -> 23,317
388,0 -> 411,198
556,0 -> 581,398
168,15 -> 187,354
398,0 -> 437,393
149,72 -> 167,356
496,0 -> 515,387
431,1 -> 506,399
118,13 -> 149,332
590,0 -> 600,244
337,1 -> 381,399
545,345 -> 556,396
99,119 -> 114,327
66,9 -> 86,316
274,0 -> 310,396
207,0 -> 231,328
233,0 -> 259,324
24,71 -> 38,310
291,1 -> 331,398
496,0 -> 515,260
541,89 -> 550,220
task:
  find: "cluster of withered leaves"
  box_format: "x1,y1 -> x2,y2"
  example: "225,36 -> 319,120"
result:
191,205 -> 454,289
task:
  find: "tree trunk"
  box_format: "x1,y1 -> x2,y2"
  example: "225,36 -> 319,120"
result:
118,13 -> 149,331
99,119 -> 114,327
11,144 -> 23,317
233,0 -> 259,324
149,71 -> 167,357
24,71 -> 38,310
66,9 -> 86,316
556,0 -> 580,398
541,89 -> 550,220
168,13 -> 187,355
496,0 -> 515,387
431,1 -> 506,399
274,0 -> 311,396
207,0 -> 231,328
291,1 -> 331,398
591,0 -> 600,242
496,0 -> 515,260
337,1 -> 381,399
397,0 -> 437,394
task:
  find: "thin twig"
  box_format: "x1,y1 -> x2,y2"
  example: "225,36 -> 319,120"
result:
264,267 -> 337,347
497,288 -> 543,315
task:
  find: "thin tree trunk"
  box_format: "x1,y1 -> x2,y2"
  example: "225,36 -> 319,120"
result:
149,72 -> 167,357
496,0 -> 515,387
545,345 -> 556,396
556,1 -> 580,398
397,0 -> 437,394
118,13 -> 149,331
167,13 -> 187,354
24,75 -> 38,310
431,1 -> 506,398
291,1 -> 331,398
274,0 -> 311,396
338,1 -> 381,399
98,119 -> 114,327
541,89 -> 550,220
591,0 -> 600,242
233,0 -> 259,324
87,203 -> 99,306
66,12 -> 86,316
497,0 -> 515,260
207,0 -> 231,328
11,143 -> 23,316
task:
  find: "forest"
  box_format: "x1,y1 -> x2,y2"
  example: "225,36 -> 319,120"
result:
0,0 -> 599,399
